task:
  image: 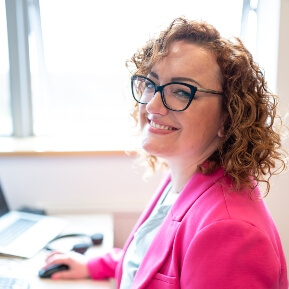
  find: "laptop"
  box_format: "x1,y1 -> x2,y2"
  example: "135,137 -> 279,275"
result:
0,182 -> 66,258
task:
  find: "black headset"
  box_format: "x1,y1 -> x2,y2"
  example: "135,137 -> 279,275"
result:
45,233 -> 104,254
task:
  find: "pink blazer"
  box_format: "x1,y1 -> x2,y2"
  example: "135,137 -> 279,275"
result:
88,167 -> 288,289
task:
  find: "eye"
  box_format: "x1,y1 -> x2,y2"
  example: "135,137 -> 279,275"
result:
174,89 -> 191,100
144,80 -> 154,91
169,84 -> 191,102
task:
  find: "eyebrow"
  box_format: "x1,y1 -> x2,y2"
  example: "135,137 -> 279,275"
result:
149,71 -> 202,87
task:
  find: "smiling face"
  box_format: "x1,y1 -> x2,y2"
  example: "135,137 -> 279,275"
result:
139,40 -> 225,170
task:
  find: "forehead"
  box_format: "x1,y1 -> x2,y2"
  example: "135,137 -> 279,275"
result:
151,41 -> 222,87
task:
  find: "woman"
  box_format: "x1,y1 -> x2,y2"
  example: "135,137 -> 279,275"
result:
43,17 -> 288,288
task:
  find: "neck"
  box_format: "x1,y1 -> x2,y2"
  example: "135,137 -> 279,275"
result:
168,164 -> 198,195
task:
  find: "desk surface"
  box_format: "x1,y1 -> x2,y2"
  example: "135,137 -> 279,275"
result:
0,214 -> 114,289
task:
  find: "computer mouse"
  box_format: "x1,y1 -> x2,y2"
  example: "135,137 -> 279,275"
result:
38,264 -> 69,278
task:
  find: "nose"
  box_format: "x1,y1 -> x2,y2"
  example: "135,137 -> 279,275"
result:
146,91 -> 168,114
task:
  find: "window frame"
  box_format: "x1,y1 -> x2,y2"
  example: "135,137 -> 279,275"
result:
5,0 -> 34,137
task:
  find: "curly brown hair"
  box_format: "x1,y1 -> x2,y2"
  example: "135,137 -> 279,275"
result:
126,17 -> 287,194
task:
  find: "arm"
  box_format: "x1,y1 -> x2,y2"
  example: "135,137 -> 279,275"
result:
181,220 -> 285,289
42,248 -> 123,280
87,248 -> 123,279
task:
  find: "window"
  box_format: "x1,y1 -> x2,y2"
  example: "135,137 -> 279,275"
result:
240,0 -> 258,58
3,0 -> 249,147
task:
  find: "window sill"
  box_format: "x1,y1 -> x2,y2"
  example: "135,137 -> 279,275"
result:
0,136 -> 141,157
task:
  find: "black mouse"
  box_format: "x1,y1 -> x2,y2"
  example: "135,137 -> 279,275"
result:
39,264 -> 69,278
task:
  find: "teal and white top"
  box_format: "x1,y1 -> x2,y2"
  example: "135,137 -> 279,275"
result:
120,183 -> 179,289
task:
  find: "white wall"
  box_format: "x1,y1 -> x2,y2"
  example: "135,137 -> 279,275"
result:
262,0 -> 289,271
0,154 -> 163,214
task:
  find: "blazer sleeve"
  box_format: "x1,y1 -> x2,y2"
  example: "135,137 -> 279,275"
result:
181,219 -> 287,289
87,248 -> 123,280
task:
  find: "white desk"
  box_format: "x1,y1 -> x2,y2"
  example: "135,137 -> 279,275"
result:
0,214 -> 115,289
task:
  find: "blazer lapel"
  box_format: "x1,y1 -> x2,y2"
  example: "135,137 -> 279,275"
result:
132,214 -> 180,288
131,168 -> 226,288
171,167 -> 226,221
115,176 -> 171,285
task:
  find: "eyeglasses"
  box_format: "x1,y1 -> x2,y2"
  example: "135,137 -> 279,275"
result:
131,75 -> 223,112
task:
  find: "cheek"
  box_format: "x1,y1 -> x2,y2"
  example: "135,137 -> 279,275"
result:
184,105 -> 224,139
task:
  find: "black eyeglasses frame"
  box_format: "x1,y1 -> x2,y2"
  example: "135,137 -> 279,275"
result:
131,75 -> 223,112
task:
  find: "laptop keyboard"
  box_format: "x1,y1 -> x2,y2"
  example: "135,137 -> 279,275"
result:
0,277 -> 30,289
0,219 -> 37,247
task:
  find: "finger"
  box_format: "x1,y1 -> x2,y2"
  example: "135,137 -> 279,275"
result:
42,256 -> 70,270
45,252 -> 71,264
45,251 -> 64,262
51,270 -> 76,280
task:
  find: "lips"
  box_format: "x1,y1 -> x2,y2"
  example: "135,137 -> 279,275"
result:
149,120 -> 177,131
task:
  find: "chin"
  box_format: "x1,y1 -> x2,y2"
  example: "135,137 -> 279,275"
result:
142,140 -> 157,154
141,141 -> 166,158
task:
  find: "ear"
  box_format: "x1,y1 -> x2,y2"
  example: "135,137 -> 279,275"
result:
217,126 -> 225,138
217,115 -> 227,138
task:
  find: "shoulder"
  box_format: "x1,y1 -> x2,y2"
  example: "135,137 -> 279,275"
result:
179,219 -> 286,289
175,171 -> 283,258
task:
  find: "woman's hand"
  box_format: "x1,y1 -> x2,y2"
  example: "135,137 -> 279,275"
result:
42,251 -> 90,280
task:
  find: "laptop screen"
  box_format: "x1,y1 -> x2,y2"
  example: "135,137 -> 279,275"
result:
0,183 -> 9,217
